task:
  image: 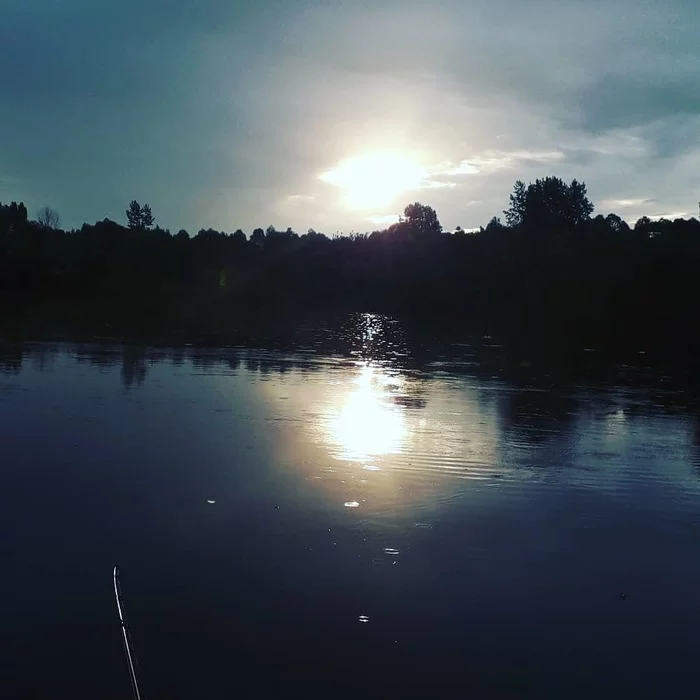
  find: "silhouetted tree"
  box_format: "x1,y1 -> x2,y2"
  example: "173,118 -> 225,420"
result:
126,200 -> 142,229
251,228 -> 265,248
305,228 -> 328,241
504,177 -> 593,229
141,204 -> 155,229
126,200 -> 155,230
605,213 -> 628,233
6,178 -> 700,372
635,216 -> 651,231
504,180 -> 528,228
13,201 -> 28,223
403,202 -> 442,236
36,206 -> 60,229
484,216 -> 505,232
0,201 -> 28,234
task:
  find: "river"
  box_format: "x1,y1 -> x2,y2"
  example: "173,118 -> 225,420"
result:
2,315 -> 700,698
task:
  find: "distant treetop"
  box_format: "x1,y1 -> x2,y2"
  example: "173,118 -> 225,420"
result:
403,202 -> 443,236
126,200 -> 155,230
504,176 -> 594,230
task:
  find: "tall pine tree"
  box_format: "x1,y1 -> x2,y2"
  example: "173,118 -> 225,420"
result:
126,200 -> 142,229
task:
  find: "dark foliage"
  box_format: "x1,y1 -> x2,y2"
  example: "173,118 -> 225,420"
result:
36,206 -> 60,229
126,200 -> 155,230
504,176 -> 594,229
403,202 -> 442,237
2,182 -> 700,363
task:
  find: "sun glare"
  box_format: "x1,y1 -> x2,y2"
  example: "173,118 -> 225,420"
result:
327,363 -> 406,461
320,151 -> 426,210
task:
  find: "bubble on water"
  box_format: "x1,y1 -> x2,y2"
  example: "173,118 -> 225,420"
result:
383,547 -> 400,556
344,501 -> 360,508
363,465 -> 381,471
358,615 -> 370,623
206,499 -> 216,504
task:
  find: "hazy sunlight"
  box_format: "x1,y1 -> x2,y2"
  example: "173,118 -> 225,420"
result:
320,151 -> 426,210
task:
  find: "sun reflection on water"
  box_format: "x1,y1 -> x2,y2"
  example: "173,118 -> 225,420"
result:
327,362 -> 407,461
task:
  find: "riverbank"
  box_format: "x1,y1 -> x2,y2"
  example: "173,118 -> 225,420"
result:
3,301 -> 699,388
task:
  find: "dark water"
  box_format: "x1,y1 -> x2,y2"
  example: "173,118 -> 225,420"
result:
2,316 -> 700,699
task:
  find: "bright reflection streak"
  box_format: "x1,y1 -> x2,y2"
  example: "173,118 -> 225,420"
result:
327,363 -> 407,461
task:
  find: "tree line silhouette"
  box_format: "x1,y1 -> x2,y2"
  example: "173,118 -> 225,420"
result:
2,177 -> 699,361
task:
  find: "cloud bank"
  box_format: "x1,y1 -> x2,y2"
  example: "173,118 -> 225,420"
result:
2,0 -> 698,232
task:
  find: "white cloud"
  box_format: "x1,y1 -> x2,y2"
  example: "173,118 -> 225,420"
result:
367,214 -> 400,226
426,149 -> 566,181
420,181 -> 458,190
471,149 -> 566,170
600,197 -> 654,210
435,161 -> 480,176
647,211 -> 695,221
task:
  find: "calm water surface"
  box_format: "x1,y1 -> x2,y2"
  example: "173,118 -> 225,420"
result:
2,318 -> 700,698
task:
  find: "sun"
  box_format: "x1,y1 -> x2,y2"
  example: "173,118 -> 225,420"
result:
320,150 -> 426,210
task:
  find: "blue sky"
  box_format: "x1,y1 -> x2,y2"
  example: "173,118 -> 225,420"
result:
2,0 -> 699,233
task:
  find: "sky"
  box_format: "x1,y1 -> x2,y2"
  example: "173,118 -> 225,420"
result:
1,0 -> 699,234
